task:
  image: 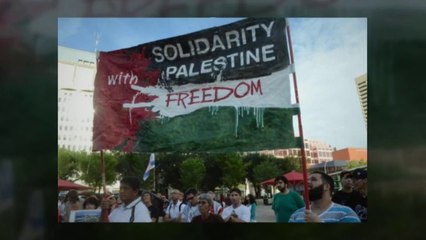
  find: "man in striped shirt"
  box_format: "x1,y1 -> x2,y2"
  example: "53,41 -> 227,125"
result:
289,171 -> 360,223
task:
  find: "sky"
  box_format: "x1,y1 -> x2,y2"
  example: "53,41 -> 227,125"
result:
58,18 -> 367,149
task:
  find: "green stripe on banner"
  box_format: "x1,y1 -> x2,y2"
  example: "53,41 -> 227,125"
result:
132,107 -> 300,152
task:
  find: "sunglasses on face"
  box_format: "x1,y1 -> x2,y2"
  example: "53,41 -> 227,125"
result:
198,200 -> 208,205
187,196 -> 194,201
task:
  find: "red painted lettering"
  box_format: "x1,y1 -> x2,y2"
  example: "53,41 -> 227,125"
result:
214,87 -> 234,102
234,82 -> 250,98
178,92 -> 189,108
189,89 -> 201,105
251,79 -> 263,95
201,87 -> 213,103
166,93 -> 179,107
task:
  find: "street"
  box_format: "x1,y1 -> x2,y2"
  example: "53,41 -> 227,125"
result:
254,199 -> 275,222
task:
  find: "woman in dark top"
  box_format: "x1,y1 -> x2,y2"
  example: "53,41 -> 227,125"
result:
142,191 -> 161,223
191,193 -> 224,223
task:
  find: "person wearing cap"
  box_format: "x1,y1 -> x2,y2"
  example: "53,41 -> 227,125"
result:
351,168 -> 368,222
191,193 -> 225,223
221,188 -> 251,223
289,171 -> 360,223
272,175 -> 305,223
332,171 -> 364,213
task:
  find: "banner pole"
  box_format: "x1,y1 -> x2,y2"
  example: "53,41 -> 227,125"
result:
153,165 -> 156,192
100,150 -> 109,222
286,21 -> 311,210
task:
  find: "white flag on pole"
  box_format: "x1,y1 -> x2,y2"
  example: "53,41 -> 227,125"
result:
143,153 -> 155,181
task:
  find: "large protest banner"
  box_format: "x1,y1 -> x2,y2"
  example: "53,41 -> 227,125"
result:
93,18 -> 301,152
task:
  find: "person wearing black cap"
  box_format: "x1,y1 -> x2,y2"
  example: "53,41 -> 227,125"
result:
332,171 -> 364,212
351,168 -> 367,222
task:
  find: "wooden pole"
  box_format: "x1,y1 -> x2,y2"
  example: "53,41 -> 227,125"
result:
100,150 -> 109,222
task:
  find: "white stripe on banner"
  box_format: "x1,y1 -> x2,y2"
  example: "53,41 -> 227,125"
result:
123,65 -> 295,118
143,153 -> 155,181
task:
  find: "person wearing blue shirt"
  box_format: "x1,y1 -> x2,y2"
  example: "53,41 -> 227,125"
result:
289,171 -> 360,223
244,194 -> 257,222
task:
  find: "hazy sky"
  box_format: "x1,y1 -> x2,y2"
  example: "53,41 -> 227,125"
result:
58,17 -> 367,149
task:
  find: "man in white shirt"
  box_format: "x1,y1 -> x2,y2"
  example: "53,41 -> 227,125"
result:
221,188 -> 250,223
181,188 -> 201,222
164,189 -> 186,222
103,177 -> 151,222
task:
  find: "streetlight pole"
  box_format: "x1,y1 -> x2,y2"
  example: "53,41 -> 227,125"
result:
324,160 -> 328,174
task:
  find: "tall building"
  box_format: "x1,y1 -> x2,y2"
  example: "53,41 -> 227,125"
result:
355,73 -> 367,128
58,46 -> 96,152
332,148 -> 367,161
259,139 -> 335,166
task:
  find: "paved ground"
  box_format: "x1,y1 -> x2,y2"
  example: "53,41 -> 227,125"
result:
255,199 -> 275,222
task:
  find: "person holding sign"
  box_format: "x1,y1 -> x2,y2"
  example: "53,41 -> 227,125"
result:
289,172 -> 360,223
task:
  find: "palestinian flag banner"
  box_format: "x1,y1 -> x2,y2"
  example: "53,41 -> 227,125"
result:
93,18 -> 301,152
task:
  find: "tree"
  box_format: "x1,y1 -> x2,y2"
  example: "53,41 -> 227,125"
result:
244,154 -> 302,197
275,156 -> 302,173
115,152 -> 155,190
252,160 -> 281,183
217,153 -> 246,188
180,157 -> 206,190
347,160 -> 367,169
243,153 -> 278,182
200,153 -> 223,191
79,151 -> 118,192
58,148 -> 80,180
115,152 -> 149,177
155,152 -> 186,192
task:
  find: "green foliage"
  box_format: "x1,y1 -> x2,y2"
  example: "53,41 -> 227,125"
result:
243,153 -> 275,181
57,149 -> 301,194
58,148 -> 80,180
216,153 -> 246,188
347,160 -> 367,169
115,152 -> 156,190
156,152 -> 187,191
276,156 -> 302,173
200,153 -> 223,191
180,157 -> 206,190
115,152 -> 147,177
253,160 -> 281,183
78,151 -> 118,192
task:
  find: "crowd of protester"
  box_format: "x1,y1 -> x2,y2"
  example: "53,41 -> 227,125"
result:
58,168 -> 366,223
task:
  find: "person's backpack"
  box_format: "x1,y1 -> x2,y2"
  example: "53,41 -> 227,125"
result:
166,201 -> 184,214
129,200 -> 141,223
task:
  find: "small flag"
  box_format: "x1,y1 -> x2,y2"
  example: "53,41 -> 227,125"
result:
143,153 -> 155,181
